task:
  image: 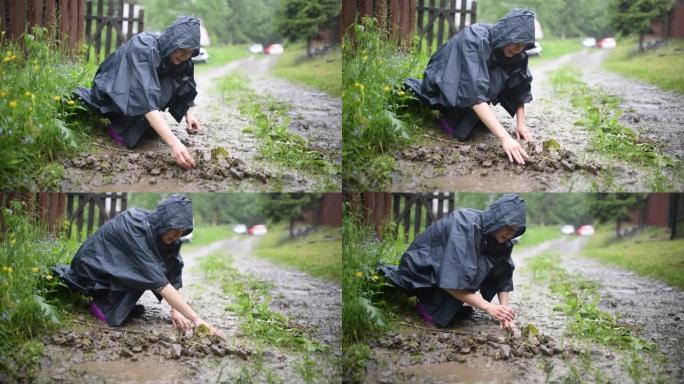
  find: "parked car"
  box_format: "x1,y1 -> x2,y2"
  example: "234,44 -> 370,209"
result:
180,232 -> 193,243
249,44 -> 263,54
192,47 -> 209,63
264,44 -> 284,55
511,235 -> 522,244
576,225 -> 595,237
248,224 -> 268,236
233,224 -> 247,234
561,225 -> 575,235
582,37 -> 597,48
526,41 -> 543,56
597,37 -> 616,49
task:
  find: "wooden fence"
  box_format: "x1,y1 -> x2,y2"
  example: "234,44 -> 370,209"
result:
0,0 -> 85,51
341,0 -> 477,51
0,192 -> 66,235
85,0 -> 144,63
66,193 -> 127,241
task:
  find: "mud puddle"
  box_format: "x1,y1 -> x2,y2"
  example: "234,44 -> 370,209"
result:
62,56 -> 336,192
391,49 -> 677,192
402,360 -> 514,384
74,359 -> 182,383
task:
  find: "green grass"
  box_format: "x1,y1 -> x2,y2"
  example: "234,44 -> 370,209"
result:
253,225 -> 342,282
271,43 -> 342,97
180,224 -> 233,252
515,225 -> 564,249
550,67 -> 679,190
220,74 -> 339,185
193,44 -> 250,74
0,200 -> 83,381
529,38 -> 584,63
0,27 -> 101,190
603,39 -> 684,94
582,226 -> 684,289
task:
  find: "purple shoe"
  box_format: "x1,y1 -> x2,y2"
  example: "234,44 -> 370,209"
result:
438,115 -> 454,137
89,301 -> 107,322
107,125 -> 124,146
416,303 -> 434,325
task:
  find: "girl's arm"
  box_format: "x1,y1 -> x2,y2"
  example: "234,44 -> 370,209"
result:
159,283 -> 222,336
515,104 -> 532,142
471,102 -> 529,165
445,288 -> 515,322
497,291 -> 516,330
144,110 -> 195,169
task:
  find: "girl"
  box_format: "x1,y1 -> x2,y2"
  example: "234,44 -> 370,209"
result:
405,9 -> 536,165
55,194 -> 221,336
75,16 -> 202,170
380,194 -> 526,330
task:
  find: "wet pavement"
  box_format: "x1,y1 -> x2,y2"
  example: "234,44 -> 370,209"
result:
360,238 -> 684,383
38,236 -> 341,383
391,49 -> 684,192
62,55 -> 341,192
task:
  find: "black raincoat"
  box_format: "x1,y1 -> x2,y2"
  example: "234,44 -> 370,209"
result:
74,16 -> 200,148
379,194 -> 526,328
404,9 -> 535,140
54,194 -> 193,326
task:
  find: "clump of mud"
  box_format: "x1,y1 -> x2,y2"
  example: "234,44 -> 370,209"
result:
64,148 -> 270,183
398,141 -> 601,175
373,323 -> 578,364
46,326 -> 251,363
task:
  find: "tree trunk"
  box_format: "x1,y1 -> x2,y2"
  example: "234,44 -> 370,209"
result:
639,33 -> 644,51
289,219 -> 295,239
307,36 -> 313,57
615,220 -> 622,239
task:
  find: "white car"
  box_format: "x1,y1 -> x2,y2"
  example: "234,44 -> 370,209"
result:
576,225 -> 595,237
561,225 -> 575,235
232,224 -> 247,234
526,41 -> 542,56
192,47 -> 209,63
582,37 -> 597,48
180,232 -> 193,243
264,44 -> 284,55
248,224 -> 267,236
249,44 -> 263,54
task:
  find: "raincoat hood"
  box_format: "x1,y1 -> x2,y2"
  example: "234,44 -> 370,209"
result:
156,16 -> 201,58
149,194 -> 194,237
489,8 -> 536,50
481,194 -> 527,238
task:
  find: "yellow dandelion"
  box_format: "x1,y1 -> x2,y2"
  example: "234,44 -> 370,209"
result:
362,55 -> 368,62
397,91 -> 405,96
31,94 -> 36,102
67,100 -> 75,105
5,51 -> 11,56
383,85 -> 390,92
8,100 -> 17,108
31,267 -> 39,273
24,91 -> 33,97
10,55 -> 15,60
7,267 -> 13,274
1,266 -> 7,272
33,65 -> 39,71
355,271 -> 363,278
52,95 -> 61,102
45,274 -> 53,280
9,238 -> 15,246
2,57 -> 11,62
0,91 -> 5,97
372,274 -> 380,281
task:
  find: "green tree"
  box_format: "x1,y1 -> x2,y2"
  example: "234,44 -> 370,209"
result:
277,0 -> 340,55
262,194 -> 320,237
588,193 -> 647,238
610,0 -> 675,50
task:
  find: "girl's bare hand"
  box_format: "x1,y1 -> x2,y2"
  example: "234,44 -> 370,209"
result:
501,136 -> 529,165
193,318 -> 223,337
170,142 -> 195,169
516,123 -> 532,142
186,114 -> 201,134
499,319 -> 516,330
486,304 -> 515,322
170,310 -> 193,330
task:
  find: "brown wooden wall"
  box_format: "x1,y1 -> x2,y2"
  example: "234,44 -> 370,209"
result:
1,0 -> 85,51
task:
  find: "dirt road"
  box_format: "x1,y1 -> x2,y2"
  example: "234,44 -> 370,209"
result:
391,48 -> 683,192
39,236 -> 341,383
61,55 -> 341,192
362,237 -> 683,383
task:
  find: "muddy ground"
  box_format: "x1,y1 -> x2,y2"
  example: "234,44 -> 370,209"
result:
61,55 -> 341,193
38,236 -> 341,383
391,48 -> 683,192
360,238 -> 684,383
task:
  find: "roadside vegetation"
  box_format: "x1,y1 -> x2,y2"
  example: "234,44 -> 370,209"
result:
180,224 -> 233,252
193,44 -> 250,74
0,27 -> 101,190
603,39 -> 684,94
528,252 -> 667,383
271,43 -> 342,97
221,73 -> 340,189
0,201 -> 82,381
254,225 -> 342,282
583,226 -> 684,289
200,252 -> 326,383
550,67 -> 678,190
514,225 -> 564,250
528,39 -> 584,63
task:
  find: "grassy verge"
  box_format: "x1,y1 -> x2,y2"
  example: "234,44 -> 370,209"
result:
180,224 -> 233,252
0,201 -> 83,381
193,44 -> 250,74
199,252 -> 324,383
253,225 -> 342,282
529,39 -> 584,63
221,74 -> 339,188
603,39 -> 684,94
271,43 -> 342,97
1,27 -> 101,190
528,252 -> 666,383
582,226 -> 684,289
343,17 -> 433,190
515,225 -> 564,250
550,67 -> 679,190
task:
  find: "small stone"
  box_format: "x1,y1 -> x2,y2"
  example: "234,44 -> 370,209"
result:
149,178 -> 157,184
460,346 -> 471,354
255,171 -> 268,183
480,170 -> 489,177
482,160 -> 493,168
499,345 -> 511,360
228,167 -> 244,180
540,345 -> 554,356
131,345 -> 143,353
120,348 -> 135,358
150,168 -> 161,176
171,343 -> 182,359
561,160 -> 576,171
